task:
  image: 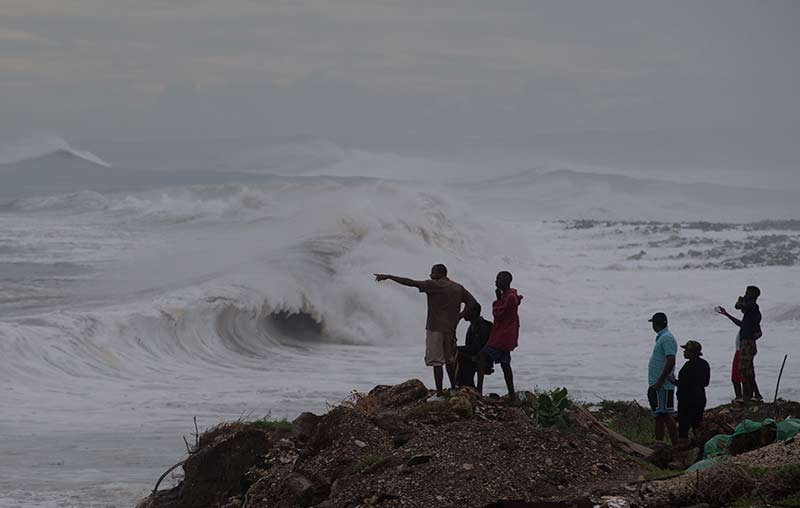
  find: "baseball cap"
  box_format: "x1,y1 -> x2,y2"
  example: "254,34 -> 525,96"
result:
648,312 -> 668,325
681,340 -> 703,355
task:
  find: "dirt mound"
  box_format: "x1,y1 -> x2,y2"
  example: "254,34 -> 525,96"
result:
136,383 -> 798,508
641,440 -> 800,507
137,381 -> 644,508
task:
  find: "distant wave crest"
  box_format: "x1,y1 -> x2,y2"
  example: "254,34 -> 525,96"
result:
0,134 -> 110,167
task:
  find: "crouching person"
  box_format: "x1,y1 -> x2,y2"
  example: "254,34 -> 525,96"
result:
455,304 -> 492,388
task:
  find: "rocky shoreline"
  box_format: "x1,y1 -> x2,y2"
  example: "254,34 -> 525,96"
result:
136,381 -> 800,508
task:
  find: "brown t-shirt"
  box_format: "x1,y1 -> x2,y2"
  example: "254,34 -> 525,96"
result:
418,278 -> 474,333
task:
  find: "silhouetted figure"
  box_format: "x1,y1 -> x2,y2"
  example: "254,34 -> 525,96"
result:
477,271 -> 522,399
455,304 -> 492,388
672,340 -> 710,445
375,264 -> 477,399
716,285 -> 763,402
647,312 -> 679,451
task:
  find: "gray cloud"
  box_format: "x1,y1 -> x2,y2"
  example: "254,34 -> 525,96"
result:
1,0 -> 798,155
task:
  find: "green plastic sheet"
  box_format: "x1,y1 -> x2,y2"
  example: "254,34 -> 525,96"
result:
687,417 -> 800,472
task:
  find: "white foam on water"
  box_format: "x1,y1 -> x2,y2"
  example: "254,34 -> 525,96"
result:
1,138 -> 798,507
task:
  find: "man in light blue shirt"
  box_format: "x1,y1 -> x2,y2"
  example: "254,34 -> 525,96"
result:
647,312 -> 678,451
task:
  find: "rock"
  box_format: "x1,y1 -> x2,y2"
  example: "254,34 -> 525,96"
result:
405,400 -> 460,425
276,438 -> 294,450
283,472 -> 331,507
406,454 -> 433,466
646,442 -> 674,469
449,394 -> 474,417
285,473 -> 312,494
501,407 -> 528,423
178,428 -> 271,508
392,433 -> 413,448
354,439 -> 367,448
219,496 -> 241,508
373,379 -> 429,408
371,412 -> 413,434
292,412 -> 321,441
594,496 -> 630,508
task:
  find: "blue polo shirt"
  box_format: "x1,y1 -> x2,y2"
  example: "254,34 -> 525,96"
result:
648,328 -> 677,389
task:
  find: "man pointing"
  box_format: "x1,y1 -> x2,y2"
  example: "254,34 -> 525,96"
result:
375,264 -> 478,399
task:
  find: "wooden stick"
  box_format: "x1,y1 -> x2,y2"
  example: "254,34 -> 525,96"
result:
152,461 -> 184,494
573,405 -> 655,457
773,354 -> 788,404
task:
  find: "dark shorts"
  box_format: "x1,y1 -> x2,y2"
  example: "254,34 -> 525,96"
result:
481,346 -> 511,365
647,387 -> 675,416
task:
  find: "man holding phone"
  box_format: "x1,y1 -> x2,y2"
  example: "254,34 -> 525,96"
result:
716,286 -> 763,402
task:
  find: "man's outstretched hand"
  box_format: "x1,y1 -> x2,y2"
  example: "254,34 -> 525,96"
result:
374,273 -> 390,282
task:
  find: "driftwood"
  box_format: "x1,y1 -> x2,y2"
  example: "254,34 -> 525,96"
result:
573,405 -> 655,458
152,460 -> 184,494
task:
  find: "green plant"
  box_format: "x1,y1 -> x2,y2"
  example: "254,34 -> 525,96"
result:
592,400 -> 654,443
536,387 -> 571,427
247,417 -> 293,432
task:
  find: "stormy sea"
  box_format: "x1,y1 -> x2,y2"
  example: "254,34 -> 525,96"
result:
1,136 -> 798,507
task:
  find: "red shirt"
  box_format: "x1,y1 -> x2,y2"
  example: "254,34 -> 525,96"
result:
486,288 -> 521,351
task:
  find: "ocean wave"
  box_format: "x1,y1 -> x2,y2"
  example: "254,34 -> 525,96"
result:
0,180 -> 519,384
0,134 -> 110,167
7,190 -> 111,212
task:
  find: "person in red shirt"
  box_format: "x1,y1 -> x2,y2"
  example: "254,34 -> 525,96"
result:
477,271 -> 522,399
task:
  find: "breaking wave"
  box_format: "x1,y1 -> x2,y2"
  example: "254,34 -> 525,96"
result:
0,134 -> 110,167
0,177 -> 520,387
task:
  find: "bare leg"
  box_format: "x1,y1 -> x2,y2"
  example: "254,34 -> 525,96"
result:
476,354 -> 487,395
655,417 -> 665,441
433,366 -> 444,396
656,415 -> 679,448
733,381 -> 742,399
752,370 -> 763,400
501,363 -> 515,400
454,355 -> 462,389
664,415 -> 679,450
445,363 -> 456,391
742,378 -> 753,400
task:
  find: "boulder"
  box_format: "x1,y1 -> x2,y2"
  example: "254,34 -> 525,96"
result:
449,394 -> 474,418
283,472 -> 331,507
406,454 -> 433,466
291,412 -> 321,441
373,379 -> 429,408
177,428 -> 270,508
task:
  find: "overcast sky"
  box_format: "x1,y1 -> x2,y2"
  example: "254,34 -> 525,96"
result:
1,0 -> 798,146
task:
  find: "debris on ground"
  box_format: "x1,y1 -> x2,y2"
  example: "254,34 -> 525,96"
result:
135,383 -> 800,508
